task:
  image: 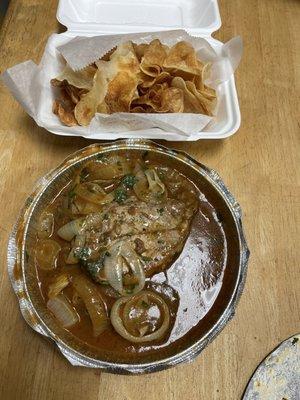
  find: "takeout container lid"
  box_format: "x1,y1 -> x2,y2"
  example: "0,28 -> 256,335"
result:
56,0 -> 222,35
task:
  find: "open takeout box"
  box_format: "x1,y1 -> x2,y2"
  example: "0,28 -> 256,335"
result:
2,0 -> 241,140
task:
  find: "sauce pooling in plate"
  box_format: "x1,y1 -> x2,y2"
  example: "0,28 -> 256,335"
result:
33,154 -> 227,359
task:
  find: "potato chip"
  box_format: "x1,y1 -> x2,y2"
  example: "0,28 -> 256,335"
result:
132,84 -> 183,113
74,68 -> 108,125
171,77 -> 216,115
75,42 -> 140,123
163,41 -> 201,77
52,65 -> 97,90
140,39 -> 168,77
105,71 -> 139,113
99,42 -> 140,113
53,100 -> 77,127
51,38 -> 217,126
133,43 -> 148,62
160,87 -> 184,112
139,71 -> 171,91
185,81 -> 216,115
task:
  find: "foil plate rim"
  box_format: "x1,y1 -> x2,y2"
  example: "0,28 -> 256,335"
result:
7,139 -> 250,374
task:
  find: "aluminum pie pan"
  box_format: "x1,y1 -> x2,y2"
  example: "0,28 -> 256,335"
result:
7,139 -> 250,374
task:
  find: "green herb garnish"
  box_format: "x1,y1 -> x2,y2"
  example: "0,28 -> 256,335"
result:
157,207 -> 164,214
141,300 -> 150,309
68,186 -> 77,198
99,280 -> 110,286
292,337 -> 299,345
122,174 -> 136,189
114,188 -> 128,204
74,247 -> 91,261
141,256 -> 152,262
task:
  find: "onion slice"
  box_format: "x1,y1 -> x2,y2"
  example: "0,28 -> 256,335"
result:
75,182 -> 114,205
144,169 -> 165,196
110,290 -> 170,343
133,166 -> 166,203
104,242 -> 145,296
83,156 -> 131,181
72,275 -> 109,337
66,234 -> 86,264
47,294 -> 79,328
48,274 -> 70,298
35,239 -> 61,270
37,211 -> 54,239
57,218 -> 84,241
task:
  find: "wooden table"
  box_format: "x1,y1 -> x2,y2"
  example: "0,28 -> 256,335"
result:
0,1 -> 299,399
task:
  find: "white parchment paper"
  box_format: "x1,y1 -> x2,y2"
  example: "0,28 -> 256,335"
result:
1,30 -> 242,140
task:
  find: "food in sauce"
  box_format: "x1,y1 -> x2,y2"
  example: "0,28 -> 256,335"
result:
51,39 -> 217,126
33,153 -> 202,347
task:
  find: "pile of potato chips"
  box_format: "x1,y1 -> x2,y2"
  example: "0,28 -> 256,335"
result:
51,39 -> 217,127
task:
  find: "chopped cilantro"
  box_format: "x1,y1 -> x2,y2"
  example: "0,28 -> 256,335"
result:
85,260 -> 102,279
68,186 -> 77,198
141,300 -> 150,309
114,188 -> 127,204
74,247 -> 91,261
99,280 -> 110,286
157,208 -> 164,214
141,256 -> 152,262
81,256 -> 106,281
292,337 -> 299,345
122,174 -> 136,189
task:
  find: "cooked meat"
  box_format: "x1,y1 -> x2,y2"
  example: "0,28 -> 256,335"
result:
82,198 -> 196,245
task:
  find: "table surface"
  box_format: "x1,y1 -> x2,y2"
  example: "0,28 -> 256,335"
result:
0,1 -> 299,399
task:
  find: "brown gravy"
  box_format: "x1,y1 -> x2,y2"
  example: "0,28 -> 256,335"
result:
30,152 -> 230,363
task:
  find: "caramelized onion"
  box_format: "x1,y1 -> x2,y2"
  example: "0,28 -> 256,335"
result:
48,274 -> 70,298
75,182 -> 114,205
72,197 -> 102,215
35,239 -> 61,270
72,275 -> 109,336
47,294 -> 79,328
66,234 -> 86,264
144,169 -> 165,196
110,290 -> 170,343
37,211 -> 54,239
133,166 -> 166,203
104,242 -> 145,296
83,156 -> 131,181
57,218 -> 84,241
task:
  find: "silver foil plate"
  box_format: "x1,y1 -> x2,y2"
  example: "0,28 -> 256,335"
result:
7,139 -> 250,374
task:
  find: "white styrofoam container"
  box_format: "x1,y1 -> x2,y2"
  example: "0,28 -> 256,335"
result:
47,0 -> 240,139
